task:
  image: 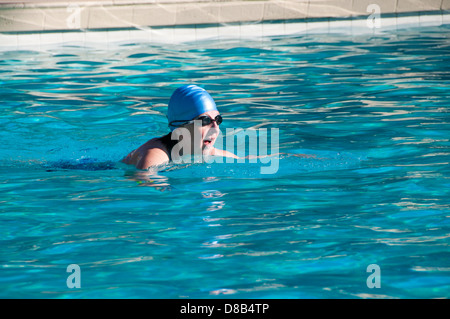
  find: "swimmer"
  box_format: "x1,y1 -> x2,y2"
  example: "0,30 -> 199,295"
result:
122,85 -> 238,170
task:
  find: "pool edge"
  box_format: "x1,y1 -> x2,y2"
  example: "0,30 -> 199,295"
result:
1,0 -> 449,47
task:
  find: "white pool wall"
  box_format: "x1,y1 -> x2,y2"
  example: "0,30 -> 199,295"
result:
0,0 -> 449,47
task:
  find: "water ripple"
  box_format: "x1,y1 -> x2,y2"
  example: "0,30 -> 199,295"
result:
1,25 -> 450,298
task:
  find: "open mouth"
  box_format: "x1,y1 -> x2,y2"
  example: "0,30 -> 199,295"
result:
203,135 -> 216,146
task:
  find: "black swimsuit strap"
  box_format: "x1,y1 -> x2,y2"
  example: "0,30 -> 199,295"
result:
159,132 -> 178,161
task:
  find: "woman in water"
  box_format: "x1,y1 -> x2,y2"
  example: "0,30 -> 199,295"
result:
122,85 -> 237,170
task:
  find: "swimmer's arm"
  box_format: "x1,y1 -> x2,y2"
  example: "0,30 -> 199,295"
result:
210,148 -> 239,159
244,152 -> 317,159
209,149 -> 315,160
136,148 -> 170,170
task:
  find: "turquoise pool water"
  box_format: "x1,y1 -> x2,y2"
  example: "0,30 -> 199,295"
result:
1,25 -> 449,298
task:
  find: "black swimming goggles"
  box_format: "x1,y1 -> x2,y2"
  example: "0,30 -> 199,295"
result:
169,115 -> 223,128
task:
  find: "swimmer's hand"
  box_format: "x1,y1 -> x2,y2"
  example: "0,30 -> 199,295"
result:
243,152 -> 317,159
206,147 -> 239,159
209,148 -> 317,160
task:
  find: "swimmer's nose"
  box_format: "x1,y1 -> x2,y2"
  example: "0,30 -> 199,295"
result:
210,120 -> 220,132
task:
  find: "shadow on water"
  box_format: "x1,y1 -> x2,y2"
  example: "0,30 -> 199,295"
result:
42,157 -> 119,172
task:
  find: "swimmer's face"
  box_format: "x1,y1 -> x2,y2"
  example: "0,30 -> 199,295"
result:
183,110 -> 221,151
198,110 -> 220,149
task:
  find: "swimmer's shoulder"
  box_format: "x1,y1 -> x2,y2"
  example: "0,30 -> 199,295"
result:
136,137 -> 170,169
136,148 -> 169,169
122,137 -> 170,169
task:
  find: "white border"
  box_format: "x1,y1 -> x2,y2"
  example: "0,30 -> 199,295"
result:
0,14 -> 449,49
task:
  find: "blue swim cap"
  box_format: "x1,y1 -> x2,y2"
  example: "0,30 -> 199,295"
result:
167,85 -> 218,131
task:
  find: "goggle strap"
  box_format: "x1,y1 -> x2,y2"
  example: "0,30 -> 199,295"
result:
169,115 -> 222,127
